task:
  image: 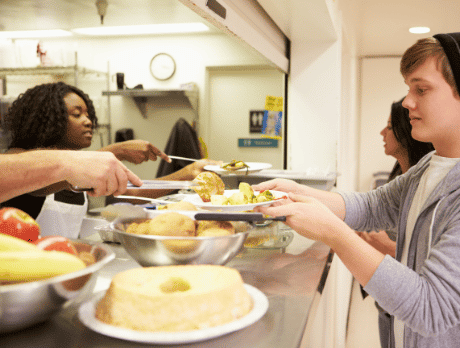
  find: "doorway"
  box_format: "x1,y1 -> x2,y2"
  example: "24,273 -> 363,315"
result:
203,66 -> 285,169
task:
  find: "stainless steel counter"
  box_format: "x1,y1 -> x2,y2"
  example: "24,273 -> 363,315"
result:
0,229 -> 332,348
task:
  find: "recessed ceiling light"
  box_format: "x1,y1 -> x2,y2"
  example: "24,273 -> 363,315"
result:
72,23 -> 209,36
409,27 -> 430,34
0,29 -> 72,39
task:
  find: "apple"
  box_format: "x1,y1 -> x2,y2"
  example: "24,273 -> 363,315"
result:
33,236 -> 78,255
0,208 -> 40,242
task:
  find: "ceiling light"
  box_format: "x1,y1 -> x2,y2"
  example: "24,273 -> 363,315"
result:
409,27 -> 430,34
0,30 -> 72,39
95,0 -> 108,25
72,23 -> 209,36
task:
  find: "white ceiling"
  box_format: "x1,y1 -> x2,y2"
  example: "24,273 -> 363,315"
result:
0,0 -> 459,57
346,0 -> 460,56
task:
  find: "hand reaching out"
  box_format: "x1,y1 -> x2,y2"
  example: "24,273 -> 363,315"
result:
254,192 -> 346,244
101,140 -> 171,164
252,178 -> 305,195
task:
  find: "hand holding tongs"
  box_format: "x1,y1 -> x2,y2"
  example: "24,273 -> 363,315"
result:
71,180 -> 198,193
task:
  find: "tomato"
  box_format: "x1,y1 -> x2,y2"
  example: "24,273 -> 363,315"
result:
0,208 -> 41,242
33,236 -> 78,255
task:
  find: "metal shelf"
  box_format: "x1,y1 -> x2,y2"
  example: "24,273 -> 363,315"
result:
102,85 -> 198,118
0,66 -> 105,78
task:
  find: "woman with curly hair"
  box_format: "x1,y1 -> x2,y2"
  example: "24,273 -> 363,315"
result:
2,82 -> 217,237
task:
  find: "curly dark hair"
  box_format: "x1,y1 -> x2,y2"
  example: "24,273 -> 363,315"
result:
5,82 -> 98,149
388,97 -> 435,180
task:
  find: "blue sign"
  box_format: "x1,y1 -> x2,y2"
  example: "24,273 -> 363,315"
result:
238,138 -> 278,148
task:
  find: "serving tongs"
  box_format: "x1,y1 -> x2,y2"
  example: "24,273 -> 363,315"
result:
146,210 -> 286,222
126,180 -> 198,190
71,180 -> 198,192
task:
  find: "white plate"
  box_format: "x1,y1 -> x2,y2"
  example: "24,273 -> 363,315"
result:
182,190 -> 287,212
78,284 -> 268,345
204,162 -> 272,175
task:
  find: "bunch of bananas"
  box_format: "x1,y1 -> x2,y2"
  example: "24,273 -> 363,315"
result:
0,233 -> 86,283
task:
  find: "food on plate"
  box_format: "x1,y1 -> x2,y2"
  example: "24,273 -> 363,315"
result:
221,160 -> 249,173
126,212 -> 195,237
33,236 -> 78,255
0,232 -> 39,251
0,249 -> 86,283
196,220 -> 235,236
95,265 -> 252,331
210,194 -> 229,206
158,201 -> 199,211
254,189 -> 274,203
192,172 -> 225,202
0,207 -> 40,242
209,182 -> 284,206
228,191 -> 248,205
239,182 -> 255,201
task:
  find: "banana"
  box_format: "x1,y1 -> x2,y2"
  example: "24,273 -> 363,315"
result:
0,250 -> 86,282
0,233 -> 39,251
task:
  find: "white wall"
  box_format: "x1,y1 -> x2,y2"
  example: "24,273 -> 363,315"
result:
358,57 -> 407,192
287,40 -> 341,174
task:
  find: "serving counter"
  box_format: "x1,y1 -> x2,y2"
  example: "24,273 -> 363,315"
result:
0,227 -> 332,348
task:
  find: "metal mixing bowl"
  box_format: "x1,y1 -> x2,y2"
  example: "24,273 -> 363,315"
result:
0,240 -> 115,334
109,217 -> 253,267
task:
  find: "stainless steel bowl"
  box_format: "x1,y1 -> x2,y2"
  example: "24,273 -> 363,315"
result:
110,217 -> 253,267
0,240 -> 115,334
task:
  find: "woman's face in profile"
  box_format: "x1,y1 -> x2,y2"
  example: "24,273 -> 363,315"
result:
380,115 -> 402,158
55,92 -> 93,150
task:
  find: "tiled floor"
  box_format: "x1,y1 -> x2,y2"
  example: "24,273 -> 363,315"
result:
346,278 -> 381,348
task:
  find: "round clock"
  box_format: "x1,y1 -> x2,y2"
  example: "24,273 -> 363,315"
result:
150,53 -> 176,81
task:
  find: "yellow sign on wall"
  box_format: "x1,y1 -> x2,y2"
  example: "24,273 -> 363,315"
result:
264,95 -> 283,112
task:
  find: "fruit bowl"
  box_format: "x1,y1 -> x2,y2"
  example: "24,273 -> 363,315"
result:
108,217 -> 254,267
0,240 -> 115,334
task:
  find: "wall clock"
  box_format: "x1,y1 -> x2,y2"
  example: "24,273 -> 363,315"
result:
150,53 -> 176,81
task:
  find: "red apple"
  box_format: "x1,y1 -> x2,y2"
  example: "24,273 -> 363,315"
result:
33,236 -> 78,255
0,208 -> 40,242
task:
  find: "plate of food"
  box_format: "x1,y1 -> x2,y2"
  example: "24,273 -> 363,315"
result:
78,274 -> 268,345
182,189 -> 288,212
204,161 -> 272,175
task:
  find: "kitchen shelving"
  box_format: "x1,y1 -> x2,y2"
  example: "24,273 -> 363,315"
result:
102,83 -> 198,118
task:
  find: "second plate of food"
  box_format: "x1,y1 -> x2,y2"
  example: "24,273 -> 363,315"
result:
182,190 -> 287,212
204,162 -> 272,175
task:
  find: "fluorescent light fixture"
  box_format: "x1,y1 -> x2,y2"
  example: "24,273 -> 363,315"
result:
0,29 -> 72,39
409,27 -> 430,34
72,23 -> 209,36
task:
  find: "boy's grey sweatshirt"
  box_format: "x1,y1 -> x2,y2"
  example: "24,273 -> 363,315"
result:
340,151 -> 460,348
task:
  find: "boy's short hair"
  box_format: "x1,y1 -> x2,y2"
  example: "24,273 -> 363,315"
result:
400,37 -> 459,97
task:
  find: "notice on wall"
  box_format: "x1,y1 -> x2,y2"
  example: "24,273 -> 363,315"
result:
262,95 -> 283,139
238,138 -> 278,148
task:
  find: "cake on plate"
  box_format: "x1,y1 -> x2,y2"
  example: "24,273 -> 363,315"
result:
95,265 -> 252,331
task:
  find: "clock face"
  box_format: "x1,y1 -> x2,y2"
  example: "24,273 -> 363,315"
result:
150,53 -> 176,80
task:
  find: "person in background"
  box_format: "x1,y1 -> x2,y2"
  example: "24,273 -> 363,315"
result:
0,150 -> 141,203
253,32 -> 460,347
357,97 -> 434,257
356,97 -> 434,348
1,82 -> 218,237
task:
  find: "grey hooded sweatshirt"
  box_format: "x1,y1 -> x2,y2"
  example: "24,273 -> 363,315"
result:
340,151 -> 460,348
